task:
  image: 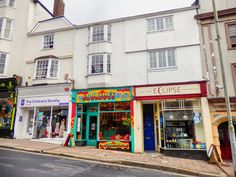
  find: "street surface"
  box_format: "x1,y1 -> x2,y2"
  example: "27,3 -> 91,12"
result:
0,148 -> 191,177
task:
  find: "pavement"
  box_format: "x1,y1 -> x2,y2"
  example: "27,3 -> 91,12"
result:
0,138 -> 233,177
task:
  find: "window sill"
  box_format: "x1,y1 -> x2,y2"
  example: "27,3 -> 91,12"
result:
86,73 -> 111,77
148,67 -> 178,72
33,78 -> 59,80
41,48 -> 54,51
228,47 -> 236,50
147,28 -> 174,34
0,37 -> 12,41
87,41 -> 112,46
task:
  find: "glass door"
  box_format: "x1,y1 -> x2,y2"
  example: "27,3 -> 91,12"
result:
87,115 -> 97,146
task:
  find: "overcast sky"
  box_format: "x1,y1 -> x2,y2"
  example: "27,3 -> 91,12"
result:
40,0 -> 195,25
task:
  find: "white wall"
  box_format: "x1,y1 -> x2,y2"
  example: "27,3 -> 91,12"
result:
73,8 -> 203,89
199,0 -> 236,13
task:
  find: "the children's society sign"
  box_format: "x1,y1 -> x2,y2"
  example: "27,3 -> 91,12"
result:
19,96 -> 69,107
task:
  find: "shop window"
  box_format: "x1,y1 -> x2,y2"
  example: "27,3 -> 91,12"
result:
99,102 -> 131,141
43,34 -> 54,49
34,58 -> 59,79
148,49 -> 176,70
160,99 -> 206,150
0,98 -> 13,129
51,109 -> 68,138
34,109 -> 51,138
76,104 -> 87,140
226,22 -> 236,49
90,24 -> 111,42
27,110 -> 34,135
88,54 -> 111,75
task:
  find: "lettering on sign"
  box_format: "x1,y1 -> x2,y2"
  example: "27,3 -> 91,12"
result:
76,88 -> 132,103
98,141 -> 130,151
136,84 -> 201,97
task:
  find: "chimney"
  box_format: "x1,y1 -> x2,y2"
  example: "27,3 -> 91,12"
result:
53,0 -> 65,17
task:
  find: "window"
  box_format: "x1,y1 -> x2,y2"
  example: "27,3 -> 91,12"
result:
88,54 -> 111,74
147,16 -> 173,32
0,18 -> 13,40
149,49 -> 176,69
8,0 -> 15,7
0,52 -> 7,75
226,23 -> 236,49
35,58 -> 59,79
43,34 -> 54,49
0,0 -> 6,6
232,63 -> 236,92
90,24 -> 111,42
0,0 -> 15,7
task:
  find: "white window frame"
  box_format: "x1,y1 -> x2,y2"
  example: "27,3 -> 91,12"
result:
34,58 -> 59,79
0,0 -> 16,7
147,15 -> 173,32
43,34 -> 54,50
0,18 -> 13,40
88,54 -> 111,75
90,24 -> 111,43
148,49 -> 177,70
0,52 -> 7,75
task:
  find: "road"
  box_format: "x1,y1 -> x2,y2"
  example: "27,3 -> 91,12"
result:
0,148 -> 191,177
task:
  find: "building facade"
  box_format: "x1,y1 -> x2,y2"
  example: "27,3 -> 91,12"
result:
195,0 -> 236,160
70,5 -> 213,158
14,16 -> 75,144
0,0 -> 52,137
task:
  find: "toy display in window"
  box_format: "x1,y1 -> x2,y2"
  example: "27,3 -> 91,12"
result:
0,100 -> 13,128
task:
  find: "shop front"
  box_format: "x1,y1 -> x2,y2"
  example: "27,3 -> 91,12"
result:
14,84 -> 71,143
209,98 -> 236,161
71,87 -> 134,152
0,77 -> 17,138
133,81 -> 213,159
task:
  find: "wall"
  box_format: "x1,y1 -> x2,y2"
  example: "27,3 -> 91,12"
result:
199,0 -> 236,13
73,8 -> 203,89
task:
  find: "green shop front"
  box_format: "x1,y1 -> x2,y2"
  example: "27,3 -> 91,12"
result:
0,77 -> 17,138
71,87 -> 134,152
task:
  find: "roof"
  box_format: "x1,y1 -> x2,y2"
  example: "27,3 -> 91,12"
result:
33,0 -> 54,17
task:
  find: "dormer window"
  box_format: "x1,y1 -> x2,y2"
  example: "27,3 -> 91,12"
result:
34,57 -> 59,79
43,34 -> 54,50
90,25 -> 111,43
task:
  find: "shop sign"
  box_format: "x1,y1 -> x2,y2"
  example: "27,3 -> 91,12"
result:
135,84 -> 201,97
19,96 -> 69,107
98,141 -> 130,150
76,88 -> 132,103
0,78 -> 17,91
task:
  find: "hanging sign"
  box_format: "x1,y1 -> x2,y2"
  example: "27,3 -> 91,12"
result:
76,87 -> 132,103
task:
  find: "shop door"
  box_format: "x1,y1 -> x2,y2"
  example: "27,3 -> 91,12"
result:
86,114 -> 97,146
143,104 -> 155,151
218,122 -> 234,160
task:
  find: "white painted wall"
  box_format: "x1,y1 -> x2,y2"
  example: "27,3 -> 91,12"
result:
1,0 -> 52,78
199,0 -> 236,13
73,7 -> 203,89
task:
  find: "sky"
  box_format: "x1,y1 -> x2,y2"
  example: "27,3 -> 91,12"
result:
40,0 -> 195,25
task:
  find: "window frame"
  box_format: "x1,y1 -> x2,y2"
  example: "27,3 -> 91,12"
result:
88,53 -> 111,75
90,24 -> 111,43
34,58 -> 59,79
148,49 -> 177,70
0,0 -> 16,7
231,63 -> 236,93
147,15 -> 174,33
0,52 -> 7,75
43,34 -> 54,50
0,18 -> 13,40
225,22 -> 236,50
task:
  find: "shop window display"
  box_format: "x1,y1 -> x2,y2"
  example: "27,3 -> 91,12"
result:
0,99 -> 13,129
161,99 -> 206,149
99,102 -> 131,141
51,109 -> 68,138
